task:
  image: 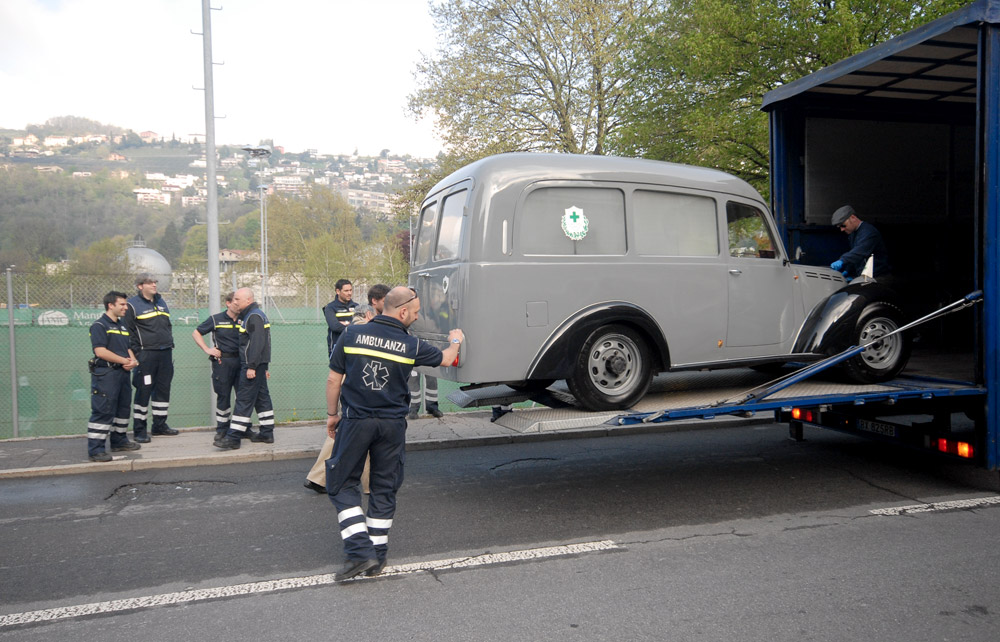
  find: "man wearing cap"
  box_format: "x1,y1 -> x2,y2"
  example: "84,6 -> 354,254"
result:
830,205 -> 892,282
123,273 -> 178,443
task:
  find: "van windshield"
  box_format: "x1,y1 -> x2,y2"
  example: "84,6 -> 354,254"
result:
435,189 -> 466,262
414,201 -> 437,266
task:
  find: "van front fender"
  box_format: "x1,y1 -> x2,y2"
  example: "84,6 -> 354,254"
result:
793,281 -> 901,354
525,302 -> 669,380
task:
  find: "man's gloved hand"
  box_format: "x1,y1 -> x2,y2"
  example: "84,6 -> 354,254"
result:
830,260 -> 844,271
845,276 -> 853,283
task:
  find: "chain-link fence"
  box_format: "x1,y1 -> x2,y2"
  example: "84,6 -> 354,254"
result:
0,270 -> 470,439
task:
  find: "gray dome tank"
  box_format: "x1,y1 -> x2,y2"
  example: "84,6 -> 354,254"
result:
127,237 -> 172,291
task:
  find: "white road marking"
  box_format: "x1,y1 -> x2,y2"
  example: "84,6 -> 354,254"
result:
869,495 -> 1000,516
0,540 -> 620,628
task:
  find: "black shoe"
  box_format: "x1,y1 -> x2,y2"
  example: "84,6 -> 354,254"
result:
151,427 -> 179,436
428,406 -> 444,418
241,429 -> 257,440
214,437 -> 241,450
89,452 -> 112,462
134,433 -> 151,443
303,480 -> 325,494
407,408 -> 418,420
366,559 -> 387,577
249,433 -> 274,444
335,558 -> 378,582
111,442 -> 141,452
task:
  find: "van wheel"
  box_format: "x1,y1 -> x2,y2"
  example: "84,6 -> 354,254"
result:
567,325 -> 652,411
841,303 -> 910,384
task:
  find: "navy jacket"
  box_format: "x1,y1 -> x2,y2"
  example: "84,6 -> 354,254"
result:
838,221 -> 892,278
329,315 -> 442,419
324,298 -> 358,353
123,293 -> 173,351
90,313 -> 132,362
239,302 -> 271,369
196,311 -> 241,355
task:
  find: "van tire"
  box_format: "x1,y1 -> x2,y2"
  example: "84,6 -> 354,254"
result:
841,303 -> 910,383
567,324 -> 653,411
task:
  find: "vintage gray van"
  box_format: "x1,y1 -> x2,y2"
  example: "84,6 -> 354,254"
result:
408,153 -> 909,410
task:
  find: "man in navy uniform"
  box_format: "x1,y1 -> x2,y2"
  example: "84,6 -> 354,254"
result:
830,205 -> 893,283
123,273 -> 178,443
193,291 -> 255,445
87,291 -> 141,462
323,279 -> 358,356
214,288 -> 274,449
325,286 -> 464,581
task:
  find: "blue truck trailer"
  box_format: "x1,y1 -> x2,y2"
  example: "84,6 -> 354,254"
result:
756,0 -> 1000,469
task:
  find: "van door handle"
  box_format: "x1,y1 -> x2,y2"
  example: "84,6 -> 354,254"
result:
729,269 -> 742,275
418,272 -> 431,278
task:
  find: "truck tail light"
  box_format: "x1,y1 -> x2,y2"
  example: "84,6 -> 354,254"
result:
935,438 -> 974,459
791,408 -> 814,422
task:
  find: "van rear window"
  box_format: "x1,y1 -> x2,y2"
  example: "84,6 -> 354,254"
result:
520,187 -> 625,256
633,190 -> 719,257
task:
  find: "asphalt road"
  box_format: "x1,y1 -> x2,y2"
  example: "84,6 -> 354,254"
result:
1,423 -> 999,641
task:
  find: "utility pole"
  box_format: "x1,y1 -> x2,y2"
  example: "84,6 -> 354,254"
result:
201,0 -> 222,316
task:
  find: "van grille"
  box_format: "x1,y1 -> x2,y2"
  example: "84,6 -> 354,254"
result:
803,270 -> 846,283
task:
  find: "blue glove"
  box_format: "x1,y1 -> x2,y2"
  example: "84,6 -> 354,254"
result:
830,260 -> 844,271
844,276 -> 853,283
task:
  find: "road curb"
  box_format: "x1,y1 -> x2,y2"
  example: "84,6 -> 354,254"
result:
0,416 -> 770,479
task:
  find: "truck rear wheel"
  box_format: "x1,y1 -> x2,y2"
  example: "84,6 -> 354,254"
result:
567,324 -> 652,411
841,303 -> 910,383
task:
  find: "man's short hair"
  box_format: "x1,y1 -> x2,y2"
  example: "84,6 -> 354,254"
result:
367,283 -> 390,304
135,273 -> 158,287
224,291 -> 235,303
351,304 -> 374,324
103,290 -> 128,311
335,279 -> 352,291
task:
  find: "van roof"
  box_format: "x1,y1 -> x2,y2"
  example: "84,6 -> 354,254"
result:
426,153 -> 764,203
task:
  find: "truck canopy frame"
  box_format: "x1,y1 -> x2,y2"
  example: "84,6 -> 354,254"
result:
762,0 -> 1000,469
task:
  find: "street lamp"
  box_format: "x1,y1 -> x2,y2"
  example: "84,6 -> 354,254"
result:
242,145 -> 271,310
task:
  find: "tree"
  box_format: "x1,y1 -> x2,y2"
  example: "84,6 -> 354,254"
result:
157,221 -> 183,265
69,235 -> 133,277
409,0 -> 656,158
613,0 -> 972,196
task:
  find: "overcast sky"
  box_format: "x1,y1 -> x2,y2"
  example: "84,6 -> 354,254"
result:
0,0 -> 443,157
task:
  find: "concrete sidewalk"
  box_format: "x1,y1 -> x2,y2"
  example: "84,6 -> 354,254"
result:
0,409 -> 763,479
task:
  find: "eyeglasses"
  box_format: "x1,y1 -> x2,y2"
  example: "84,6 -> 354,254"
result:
400,287 -> 419,306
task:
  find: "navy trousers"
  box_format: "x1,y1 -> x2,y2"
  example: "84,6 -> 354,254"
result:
132,348 -> 173,438
224,365 -> 274,438
211,357 -> 241,435
88,367 -> 131,456
326,416 -> 406,563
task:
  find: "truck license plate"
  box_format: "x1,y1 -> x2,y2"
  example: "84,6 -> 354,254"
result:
857,419 -> 897,437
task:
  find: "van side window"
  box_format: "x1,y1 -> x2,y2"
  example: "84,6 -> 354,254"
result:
414,201 -> 437,266
633,190 -> 719,257
435,189 -> 467,262
726,202 -> 777,259
520,187 -> 626,256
